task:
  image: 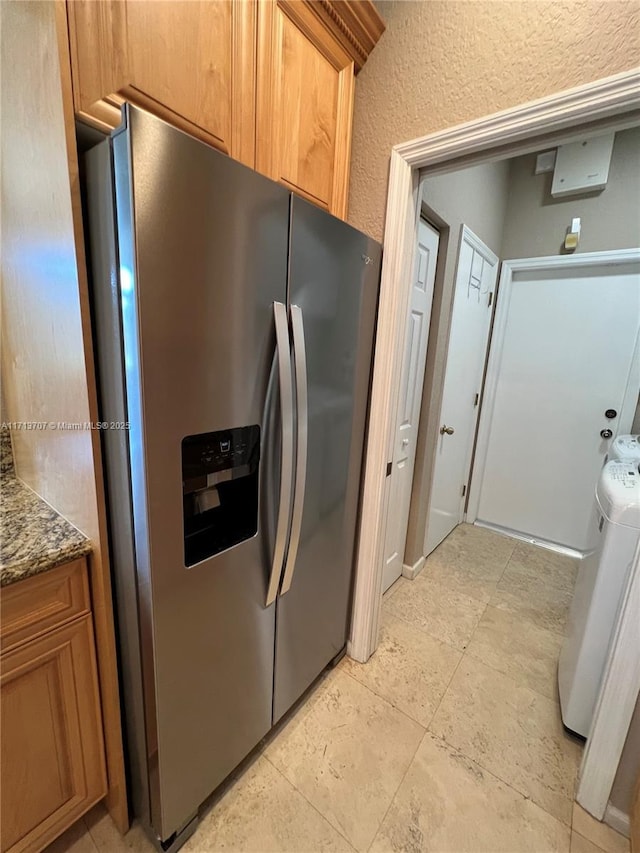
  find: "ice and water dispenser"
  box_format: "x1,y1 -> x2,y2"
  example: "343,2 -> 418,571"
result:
182,426 -> 260,566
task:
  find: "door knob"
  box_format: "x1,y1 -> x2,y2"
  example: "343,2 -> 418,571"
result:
440,425 -> 455,436
600,429 -> 613,439
401,438 -> 409,447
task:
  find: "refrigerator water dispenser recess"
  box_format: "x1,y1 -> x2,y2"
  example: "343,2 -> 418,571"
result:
182,426 -> 260,566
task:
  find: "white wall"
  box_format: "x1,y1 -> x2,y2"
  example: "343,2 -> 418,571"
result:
502,126 -> 640,482
502,126 -> 640,258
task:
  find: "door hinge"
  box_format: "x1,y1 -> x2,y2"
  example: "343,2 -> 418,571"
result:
386,461 -> 392,477
461,484 -> 467,497
488,292 -> 493,307
474,392 -> 479,407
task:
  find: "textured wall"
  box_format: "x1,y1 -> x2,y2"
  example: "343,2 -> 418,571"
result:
348,1 -> 640,242
405,160 -> 510,566
502,127 -> 640,258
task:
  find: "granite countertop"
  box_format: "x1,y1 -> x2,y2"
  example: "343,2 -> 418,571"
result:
0,431 -> 91,587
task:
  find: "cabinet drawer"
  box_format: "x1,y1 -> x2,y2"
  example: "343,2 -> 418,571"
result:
1,559 -> 90,653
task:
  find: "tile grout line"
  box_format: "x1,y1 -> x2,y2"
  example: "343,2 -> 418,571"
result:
422,605 -> 485,731
463,624 -> 565,706
82,813 -> 103,853
365,727 -> 429,853
430,642 -> 581,823
427,719 -> 575,831
571,828 -> 613,853
463,650 -> 561,707
266,666 -> 428,853
382,600 -> 472,656
261,752 -> 358,852
339,666 -> 428,733
473,599 -> 570,645
494,541 -> 517,585
407,565 -> 499,609
387,530 -> 579,831
425,554 -> 579,833
425,716 -> 575,830
457,597 -> 490,656
340,662 -> 429,729
329,669 -> 432,850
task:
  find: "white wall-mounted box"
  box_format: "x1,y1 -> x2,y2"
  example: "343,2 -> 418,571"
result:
551,133 -> 615,198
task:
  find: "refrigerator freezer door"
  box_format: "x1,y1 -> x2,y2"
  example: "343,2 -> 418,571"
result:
104,107 -> 290,841
273,197 -> 381,722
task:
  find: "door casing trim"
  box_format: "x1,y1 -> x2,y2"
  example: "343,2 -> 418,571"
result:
577,542 -> 640,819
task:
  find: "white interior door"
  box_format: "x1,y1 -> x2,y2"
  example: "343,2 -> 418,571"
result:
382,219 -> 439,592
424,226 -> 499,556
473,254 -> 640,554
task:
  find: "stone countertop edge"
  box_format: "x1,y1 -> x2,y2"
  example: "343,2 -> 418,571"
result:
0,475 -> 92,588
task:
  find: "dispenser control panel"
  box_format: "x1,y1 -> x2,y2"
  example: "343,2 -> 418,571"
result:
182,427 -> 259,479
182,426 -> 260,567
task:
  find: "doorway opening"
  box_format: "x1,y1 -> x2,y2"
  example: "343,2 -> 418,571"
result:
379,127 -> 640,599
350,72 -> 640,832
352,72 -> 640,668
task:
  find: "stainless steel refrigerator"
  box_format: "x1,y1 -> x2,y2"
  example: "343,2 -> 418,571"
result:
84,105 -> 381,849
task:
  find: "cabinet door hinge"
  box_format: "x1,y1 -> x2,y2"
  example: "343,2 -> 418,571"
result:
488,292 -> 494,307
386,461 -> 392,477
462,484 -> 467,497
474,392 -> 479,407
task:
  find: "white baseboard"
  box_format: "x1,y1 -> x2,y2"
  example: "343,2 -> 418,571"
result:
402,556 -> 426,580
603,803 -> 630,838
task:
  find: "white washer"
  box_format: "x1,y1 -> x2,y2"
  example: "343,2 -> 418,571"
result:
558,460 -> 640,737
609,433 -> 640,463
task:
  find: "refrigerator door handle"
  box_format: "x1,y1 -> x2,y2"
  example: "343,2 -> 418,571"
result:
280,304 -> 308,596
266,301 -> 295,606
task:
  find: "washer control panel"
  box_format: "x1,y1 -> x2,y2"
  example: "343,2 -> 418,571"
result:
607,461 -> 639,489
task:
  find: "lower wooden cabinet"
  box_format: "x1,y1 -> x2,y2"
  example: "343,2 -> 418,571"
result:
0,561 -> 107,853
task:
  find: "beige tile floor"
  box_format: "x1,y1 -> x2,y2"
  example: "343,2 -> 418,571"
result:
46,524 -> 631,853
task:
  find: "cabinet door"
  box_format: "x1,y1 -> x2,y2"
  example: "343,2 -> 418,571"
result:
256,0 -> 355,218
1,617 -> 106,853
67,1 -> 256,166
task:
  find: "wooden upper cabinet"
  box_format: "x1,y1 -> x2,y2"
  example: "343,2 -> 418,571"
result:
66,0 -> 384,215
67,0 -> 257,166
256,1 -> 350,217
